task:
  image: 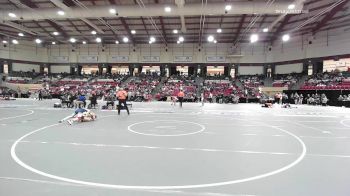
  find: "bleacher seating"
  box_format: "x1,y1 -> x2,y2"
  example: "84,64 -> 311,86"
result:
300,72 -> 350,90
237,75 -> 264,99
272,73 -> 301,87
124,74 -> 160,101
6,71 -> 40,84
156,75 -> 197,101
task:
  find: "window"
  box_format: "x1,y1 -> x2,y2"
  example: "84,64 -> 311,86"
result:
206,66 -> 224,76
323,58 -> 350,72
3,64 -> 8,74
230,68 -> 235,78
308,64 -> 313,75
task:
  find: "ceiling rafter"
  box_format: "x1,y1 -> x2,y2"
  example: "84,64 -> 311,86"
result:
1,0 -> 350,45
112,0 -> 135,44
259,14 -> 267,29
16,0 -> 68,42
312,0 -> 349,34
232,14 -> 246,44
120,18 -> 135,44
140,17 -> 150,37
46,20 -> 69,38
155,0 -> 167,42
269,15 -> 292,45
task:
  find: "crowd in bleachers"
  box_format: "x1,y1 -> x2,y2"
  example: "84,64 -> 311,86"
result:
156,75 -> 197,101
6,70 -> 40,84
2,67 -> 350,106
124,73 -> 161,102
48,74 -> 124,99
238,75 -> 264,99
90,73 -> 128,86
239,75 -> 264,88
204,74 -> 228,80
301,72 -> 350,90
38,72 -> 70,83
272,73 -> 301,87
202,80 -> 241,104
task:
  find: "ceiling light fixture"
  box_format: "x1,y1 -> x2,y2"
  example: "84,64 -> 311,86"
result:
150,36 -> 156,43
8,13 -> 16,18
164,6 -> 171,12
123,37 -> 129,43
207,35 -> 215,42
109,8 -> 116,14
250,34 -> 259,43
179,36 -> 184,42
173,29 -> 178,34
214,40 -> 217,44
69,38 -> 76,43
35,39 -> 42,44
288,4 -> 295,10
282,34 -> 290,42
2,40 -> 8,44
115,40 -> 119,44
96,37 -> 102,43
12,40 -> 18,44
57,10 -> 65,16
91,30 -> 97,35
52,32 -> 59,36
52,42 -> 56,45
225,5 -> 232,11
18,33 -> 24,37
131,30 -> 136,34
263,28 -> 269,33
217,28 -> 222,33
82,41 -> 87,44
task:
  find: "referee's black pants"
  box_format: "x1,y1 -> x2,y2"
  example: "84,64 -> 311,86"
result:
178,97 -> 183,107
118,99 -> 130,115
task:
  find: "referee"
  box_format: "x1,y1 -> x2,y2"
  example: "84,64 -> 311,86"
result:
116,88 -> 130,115
177,89 -> 185,108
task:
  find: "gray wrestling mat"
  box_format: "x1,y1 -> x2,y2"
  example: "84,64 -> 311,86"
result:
0,99 -> 350,196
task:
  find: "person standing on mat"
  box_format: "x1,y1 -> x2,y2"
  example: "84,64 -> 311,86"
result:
177,89 -> 185,108
116,87 -> 130,115
38,90 -> 43,101
200,91 -> 205,107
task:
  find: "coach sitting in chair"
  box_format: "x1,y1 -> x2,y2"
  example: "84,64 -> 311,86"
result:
104,93 -> 115,109
60,94 -> 71,108
74,94 -> 86,108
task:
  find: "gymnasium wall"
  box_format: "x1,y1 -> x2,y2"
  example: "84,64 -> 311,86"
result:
0,43 -> 48,62
270,29 -> 350,62
238,66 -> 264,75
12,63 -> 40,72
45,43 -> 269,64
50,65 -> 71,73
275,63 -> 303,74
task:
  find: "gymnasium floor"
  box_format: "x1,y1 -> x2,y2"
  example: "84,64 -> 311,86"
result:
0,99 -> 349,196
